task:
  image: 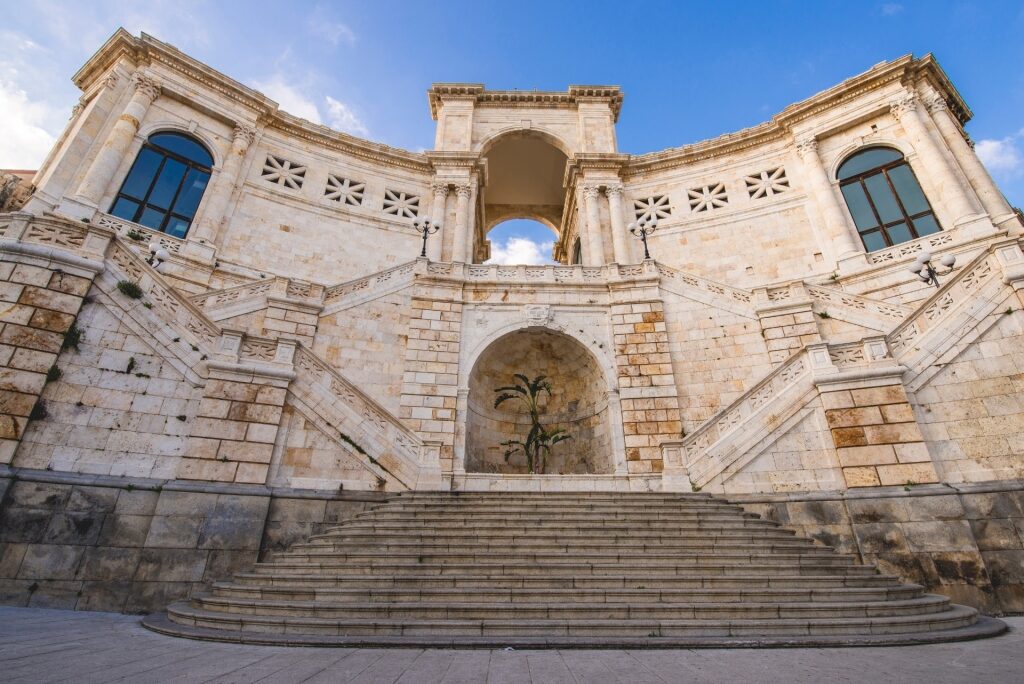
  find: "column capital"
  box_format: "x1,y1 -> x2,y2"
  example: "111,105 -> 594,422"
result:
605,183 -> 625,198
889,93 -> 919,121
581,184 -> 602,199
101,71 -> 120,90
130,71 -> 162,104
795,137 -> 819,159
924,94 -> 949,114
454,182 -> 473,199
232,124 -> 257,149
431,181 -> 450,198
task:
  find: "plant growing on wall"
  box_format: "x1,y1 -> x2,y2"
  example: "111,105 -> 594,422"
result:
494,373 -> 571,474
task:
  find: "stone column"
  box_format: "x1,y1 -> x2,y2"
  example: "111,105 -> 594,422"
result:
890,93 -> 981,226
582,184 -> 605,266
606,183 -> 631,264
452,183 -> 472,263
191,124 -> 256,244
75,72 -> 161,207
429,182 -> 449,262
795,137 -> 861,262
464,182 -> 478,263
924,94 -> 1015,226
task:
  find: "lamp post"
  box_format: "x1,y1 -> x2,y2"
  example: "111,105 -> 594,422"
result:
908,250 -> 956,288
413,217 -> 441,258
146,242 -> 171,273
628,215 -> 658,261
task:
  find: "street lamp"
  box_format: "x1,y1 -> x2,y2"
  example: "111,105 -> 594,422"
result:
413,217 -> 441,258
628,215 -> 658,261
907,250 -> 956,289
146,243 -> 171,273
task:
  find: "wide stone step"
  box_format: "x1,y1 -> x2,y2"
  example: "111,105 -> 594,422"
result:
163,602 -> 980,639
210,583 -> 924,604
229,572 -> 904,590
377,503 -> 744,514
318,519 -> 777,535
286,540 -> 823,556
310,529 -> 800,543
190,594 -> 952,621
358,508 -> 756,518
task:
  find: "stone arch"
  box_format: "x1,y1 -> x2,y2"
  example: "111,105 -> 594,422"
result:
827,138 -> 913,182
463,326 -> 618,475
479,127 -> 574,158
136,122 -> 224,169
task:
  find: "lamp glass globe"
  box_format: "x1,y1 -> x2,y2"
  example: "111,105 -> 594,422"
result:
940,254 -> 956,267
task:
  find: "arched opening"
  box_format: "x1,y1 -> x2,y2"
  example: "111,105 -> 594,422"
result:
466,328 -> 614,474
481,131 -> 570,261
109,131 -> 213,238
484,218 -> 557,265
837,145 -> 942,251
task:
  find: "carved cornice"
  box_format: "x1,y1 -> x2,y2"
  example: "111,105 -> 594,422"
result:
428,83 -> 623,121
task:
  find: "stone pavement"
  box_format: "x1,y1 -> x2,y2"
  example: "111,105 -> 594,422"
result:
0,606 -> 1022,683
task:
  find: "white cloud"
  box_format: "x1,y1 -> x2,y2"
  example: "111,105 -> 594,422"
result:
881,3 -> 905,16
0,77 -> 58,168
325,96 -> 369,137
486,237 -> 556,265
253,76 -> 323,124
308,18 -> 356,46
976,132 -> 1023,177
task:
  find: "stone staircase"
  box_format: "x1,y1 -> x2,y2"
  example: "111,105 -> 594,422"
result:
143,492 -> 1003,647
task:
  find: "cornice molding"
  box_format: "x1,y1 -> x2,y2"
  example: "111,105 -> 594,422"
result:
428,83 -> 623,121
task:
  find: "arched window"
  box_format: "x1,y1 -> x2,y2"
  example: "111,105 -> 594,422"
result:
837,146 -> 941,252
571,237 -> 583,265
109,132 -> 213,238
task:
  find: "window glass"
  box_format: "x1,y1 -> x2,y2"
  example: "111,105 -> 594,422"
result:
912,214 -> 941,236
171,168 -> 210,217
138,207 -> 167,230
861,231 -> 887,252
149,133 -> 213,167
119,148 -> 162,200
886,222 -> 912,244
148,158 -> 186,210
864,173 -> 903,224
887,165 -> 930,215
164,216 -> 190,239
837,147 -> 902,180
840,183 -> 878,230
110,197 -> 140,220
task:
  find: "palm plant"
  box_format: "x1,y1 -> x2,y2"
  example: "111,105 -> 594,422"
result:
494,373 -> 572,474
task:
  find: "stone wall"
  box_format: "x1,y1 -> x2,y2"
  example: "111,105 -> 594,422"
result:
0,467 -> 385,613
735,480 -> 1024,614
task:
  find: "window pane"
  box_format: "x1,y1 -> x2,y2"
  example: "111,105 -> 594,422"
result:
165,216 -> 190,238
861,231 -> 888,252
886,222 -> 912,245
138,207 -> 166,230
170,168 -> 210,219
912,214 -> 941,236
148,159 -> 186,210
149,133 -> 213,167
118,148 -> 162,200
110,197 -> 140,221
840,183 -> 879,230
887,164 -> 930,215
837,147 -> 903,180
864,173 -> 903,224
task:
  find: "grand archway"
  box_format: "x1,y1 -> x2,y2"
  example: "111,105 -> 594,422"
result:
465,328 -> 615,474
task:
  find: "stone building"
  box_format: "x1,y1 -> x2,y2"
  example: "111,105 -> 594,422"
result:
0,29 -> 1022,641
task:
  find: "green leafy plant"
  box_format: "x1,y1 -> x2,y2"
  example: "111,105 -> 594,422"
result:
62,323 -> 82,351
45,365 -> 62,383
126,229 -> 146,241
116,280 -> 143,299
494,373 -> 572,475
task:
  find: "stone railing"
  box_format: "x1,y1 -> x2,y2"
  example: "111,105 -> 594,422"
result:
461,263 -> 609,283
806,284 -> 910,321
866,230 -> 955,265
291,347 -> 431,488
93,212 -> 184,254
655,262 -> 753,304
321,259 -> 418,310
190,278 -> 279,309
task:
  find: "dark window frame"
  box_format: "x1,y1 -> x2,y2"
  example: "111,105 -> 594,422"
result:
109,133 -> 213,238
838,149 -> 941,251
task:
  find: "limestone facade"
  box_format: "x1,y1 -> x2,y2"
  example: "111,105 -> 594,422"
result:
1,29 -> 1022,498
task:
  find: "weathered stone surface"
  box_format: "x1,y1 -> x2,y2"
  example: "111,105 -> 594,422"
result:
134,548 -> 207,582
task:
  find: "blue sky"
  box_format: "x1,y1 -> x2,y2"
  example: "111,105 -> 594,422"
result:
2,1 -> 1022,263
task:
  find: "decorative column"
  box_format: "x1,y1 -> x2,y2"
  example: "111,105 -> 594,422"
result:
464,182 -> 478,263
454,183 -> 473,264
582,184 -> 605,266
429,182 -> 449,261
890,93 -> 981,226
191,124 -> 256,244
606,183 -> 632,264
924,94 -> 1015,226
795,137 -> 861,262
75,72 -> 161,206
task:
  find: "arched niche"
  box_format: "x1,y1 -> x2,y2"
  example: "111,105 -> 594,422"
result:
465,327 -> 615,475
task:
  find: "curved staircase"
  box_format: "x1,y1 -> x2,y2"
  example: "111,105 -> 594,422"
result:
143,492 -> 1005,647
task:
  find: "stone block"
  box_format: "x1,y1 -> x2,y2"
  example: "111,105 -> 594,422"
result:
76,547 -> 142,581
97,514 -> 152,548
197,516 -> 264,551
930,551 -> 991,587
4,481 -> 70,512
18,544 -> 86,580
876,462 -> 939,486
971,519 -> 1023,551
134,548 -> 208,582
153,490 -> 220,517
880,403 -> 915,423
893,442 -> 931,463
831,427 -> 866,447
114,489 -> 159,515
783,500 -> 847,525
862,422 -> 924,445
202,549 -> 259,582
961,492 -> 1024,520
234,462 -> 269,484
66,485 -> 120,513
77,580 -> 132,612
842,466 -> 880,487
144,515 -> 202,548
124,580 -> 193,614
0,506 -> 52,543
852,522 -> 910,554
267,497 -> 327,522
825,406 -> 883,428
0,541 -> 27,577
837,444 -> 896,467
901,520 -> 976,553
213,494 -> 270,520
26,579 -> 83,609
177,458 -> 238,482
42,510 -> 104,545
850,385 -> 907,406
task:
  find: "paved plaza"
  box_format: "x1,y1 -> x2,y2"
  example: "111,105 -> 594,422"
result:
0,606 -> 1021,683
